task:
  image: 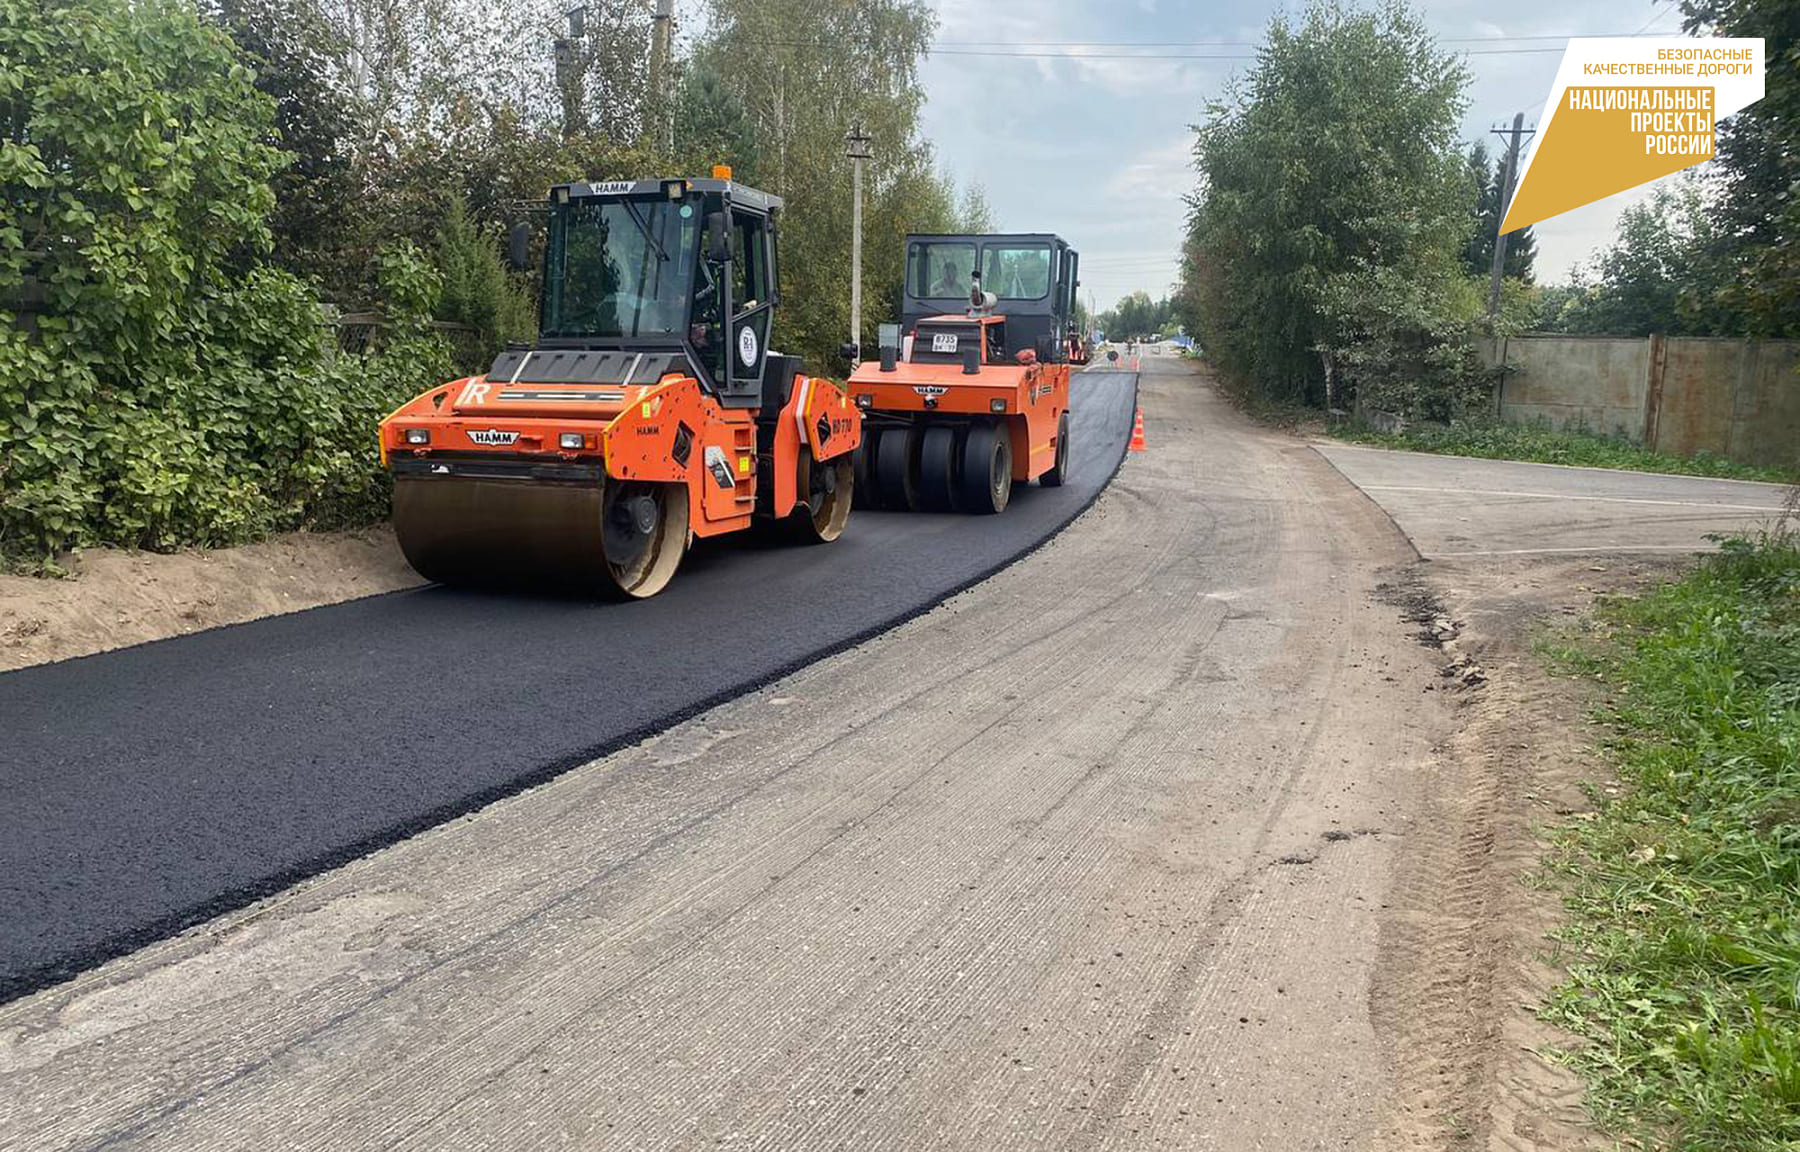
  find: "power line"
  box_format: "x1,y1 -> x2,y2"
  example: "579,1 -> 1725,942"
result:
740,31 -> 1683,61
921,46 -> 1570,60
1633,1 -> 1680,36
929,32 -> 1662,47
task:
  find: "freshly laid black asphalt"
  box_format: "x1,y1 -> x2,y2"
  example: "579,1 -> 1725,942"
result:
0,370 -> 1136,1003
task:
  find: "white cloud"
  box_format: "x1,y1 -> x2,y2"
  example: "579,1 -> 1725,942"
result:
1103,137 -> 1195,200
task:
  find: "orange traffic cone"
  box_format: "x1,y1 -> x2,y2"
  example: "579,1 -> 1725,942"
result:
1129,408 -> 1146,452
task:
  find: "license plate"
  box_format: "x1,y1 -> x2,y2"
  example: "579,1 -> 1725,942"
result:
931,333 -> 958,353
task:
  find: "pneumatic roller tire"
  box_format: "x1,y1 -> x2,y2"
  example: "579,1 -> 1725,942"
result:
851,439 -> 880,510
957,421 -> 1013,515
916,425 -> 959,512
875,425 -> 921,511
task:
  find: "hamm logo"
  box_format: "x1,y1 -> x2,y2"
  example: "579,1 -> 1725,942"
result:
467,428 -> 520,446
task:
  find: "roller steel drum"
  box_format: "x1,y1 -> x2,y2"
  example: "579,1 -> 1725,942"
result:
393,475 -> 688,599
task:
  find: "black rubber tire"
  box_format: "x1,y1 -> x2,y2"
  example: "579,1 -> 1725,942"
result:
957,421 -> 1012,515
917,425 -> 958,512
1040,413 -> 1071,488
852,437 -> 879,510
874,425 -> 920,511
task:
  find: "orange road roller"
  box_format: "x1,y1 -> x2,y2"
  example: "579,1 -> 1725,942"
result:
846,233 -> 1081,514
379,172 -> 860,598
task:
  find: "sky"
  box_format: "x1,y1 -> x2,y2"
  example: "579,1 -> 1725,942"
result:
915,0 -> 1693,313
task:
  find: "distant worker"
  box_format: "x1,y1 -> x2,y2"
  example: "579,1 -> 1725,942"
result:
930,260 -> 964,297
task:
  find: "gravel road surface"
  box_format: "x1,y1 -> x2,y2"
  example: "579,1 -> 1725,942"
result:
0,371 -> 1133,1003
1,359 -> 1457,1150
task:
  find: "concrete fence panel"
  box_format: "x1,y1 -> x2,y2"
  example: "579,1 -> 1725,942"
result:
1490,335 -> 1650,440
1486,333 -> 1800,472
1726,339 -> 1800,472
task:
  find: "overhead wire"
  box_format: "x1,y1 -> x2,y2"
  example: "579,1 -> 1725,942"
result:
737,30 -> 1689,62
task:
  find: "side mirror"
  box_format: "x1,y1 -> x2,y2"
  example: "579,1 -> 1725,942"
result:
706,211 -> 731,264
838,341 -> 860,362
507,222 -> 530,271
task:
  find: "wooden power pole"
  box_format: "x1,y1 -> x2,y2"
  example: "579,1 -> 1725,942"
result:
1487,112 -> 1535,321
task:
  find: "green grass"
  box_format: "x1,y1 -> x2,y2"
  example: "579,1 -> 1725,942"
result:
1541,530 -> 1800,1149
1329,418 -> 1796,485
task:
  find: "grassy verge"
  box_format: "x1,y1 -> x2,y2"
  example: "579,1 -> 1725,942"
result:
1541,528 -> 1800,1149
1329,418 -> 1796,485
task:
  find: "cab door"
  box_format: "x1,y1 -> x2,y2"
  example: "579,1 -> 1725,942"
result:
722,209 -> 775,408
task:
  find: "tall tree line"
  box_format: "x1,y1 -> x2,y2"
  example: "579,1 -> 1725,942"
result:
1176,3 -> 1484,415
204,0 -> 991,365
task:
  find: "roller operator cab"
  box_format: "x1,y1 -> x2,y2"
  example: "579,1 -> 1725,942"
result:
846,233 -> 1080,515
379,173 -> 862,599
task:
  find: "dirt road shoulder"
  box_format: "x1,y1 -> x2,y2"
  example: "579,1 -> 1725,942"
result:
1,529 -> 420,673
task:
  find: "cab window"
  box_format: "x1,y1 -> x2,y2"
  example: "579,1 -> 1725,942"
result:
910,241 -> 977,299
734,213 -> 771,310
981,244 -> 1052,300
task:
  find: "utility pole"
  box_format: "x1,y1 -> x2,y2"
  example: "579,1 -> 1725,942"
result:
554,6 -> 587,140
1487,112 -> 1535,321
649,0 -> 673,151
845,125 -> 872,362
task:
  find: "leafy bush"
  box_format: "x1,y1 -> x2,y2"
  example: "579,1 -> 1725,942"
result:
1544,533 -> 1800,1149
1315,255 -> 1496,421
0,0 -> 449,562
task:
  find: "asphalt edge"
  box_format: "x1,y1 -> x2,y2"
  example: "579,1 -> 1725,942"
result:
1311,438 -> 1796,494
3,372 -> 1141,1006
1306,442 -> 1428,565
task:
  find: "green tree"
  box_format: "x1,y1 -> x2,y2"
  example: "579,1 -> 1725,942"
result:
694,0 -> 960,367
1099,292 -> 1176,340
434,194 -> 536,370
1464,143 -> 1536,283
1679,0 -> 1799,336
676,60 -> 761,178
1559,178 -> 1738,336
1185,1 -> 1473,405
956,183 -> 995,233
203,0 -> 362,299
1462,143 -> 1495,277
1171,229 -> 1206,339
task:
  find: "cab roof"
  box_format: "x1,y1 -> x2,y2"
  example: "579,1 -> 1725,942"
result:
550,177 -> 783,214
906,232 -> 1070,247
